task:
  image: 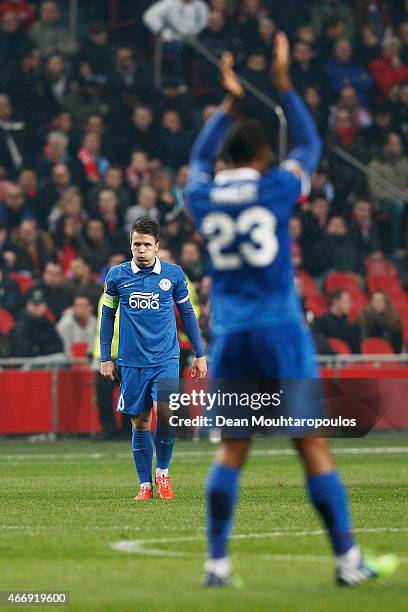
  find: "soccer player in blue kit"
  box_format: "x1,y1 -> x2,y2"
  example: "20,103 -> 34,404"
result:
100,218 -> 207,500
187,34 -> 398,586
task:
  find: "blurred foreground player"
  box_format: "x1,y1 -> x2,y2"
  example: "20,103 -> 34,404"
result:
187,35 -> 398,586
99,218 -> 207,500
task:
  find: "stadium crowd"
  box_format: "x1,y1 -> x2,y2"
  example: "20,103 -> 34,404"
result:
1,0 -> 408,365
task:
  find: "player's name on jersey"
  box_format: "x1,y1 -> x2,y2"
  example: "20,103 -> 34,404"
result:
210,183 -> 258,204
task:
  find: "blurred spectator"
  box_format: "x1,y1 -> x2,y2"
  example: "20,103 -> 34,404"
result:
303,85 -> 327,134
179,240 -> 205,283
65,255 -> 102,308
311,2 -> 355,40
323,38 -> 373,105
56,292 -> 97,356
41,53 -> 70,119
311,162 -> 335,204
314,216 -> 359,274
123,105 -> 160,161
77,132 -> 109,186
400,19 -> 408,64
0,94 -> 31,177
80,218 -> 112,272
125,185 -> 159,232
301,195 -> 330,244
393,82 -> 408,151
369,37 -> 408,98
18,168 -> 37,209
109,46 -> 154,112
0,182 -> 34,233
354,0 -> 392,35
368,131 -> 408,252
237,0 -> 269,49
349,198 -> 381,269
7,47 -> 43,128
157,110 -> 190,170
0,251 -> 22,311
362,101 -> 397,152
62,78 -> 104,126
88,165 -> 130,216
33,260 -> 73,320
52,214 -> 83,274
312,289 -> 361,353
36,130 -> 71,183
12,287 -> 63,356
355,24 -> 381,65
255,15 -> 276,57
358,290 -> 403,352
0,9 -> 26,83
125,150 -> 151,192
36,162 -> 72,227
10,218 -> 54,275
28,0 -> 78,58
78,23 -> 113,80
0,0 -> 36,32
173,164 -> 189,208
143,0 -> 209,87
329,85 -> 372,130
47,186 -> 87,233
290,40 -> 324,95
315,14 -> 348,59
94,188 -> 126,250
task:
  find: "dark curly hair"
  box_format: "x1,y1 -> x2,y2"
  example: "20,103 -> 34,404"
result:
130,218 -> 160,242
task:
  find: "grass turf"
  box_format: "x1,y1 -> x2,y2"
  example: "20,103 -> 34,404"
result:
1,434 -> 407,612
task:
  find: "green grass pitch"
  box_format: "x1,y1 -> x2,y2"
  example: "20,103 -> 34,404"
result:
1,435 -> 407,612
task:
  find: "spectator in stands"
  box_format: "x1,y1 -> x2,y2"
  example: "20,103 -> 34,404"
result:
143,0 -> 209,88
311,161 -> 335,204
125,185 -> 158,232
125,150 -> 151,193
10,218 -> 54,275
56,292 -> 97,356
393,82 -> 408,151
0,9 -> 26,82
52,214 -> 83,274
0,94 -> 31,178
47,186 -> 87,234
18,168 -> 37,210
303,85 -> 327,135
65,255 -> 102,309
329,85 -> 372,130
313,289 -> 361,353
363,102 -> 397,153
0,182 -> 34,233
33,260 -> 73,320
157,110 -> 190,170
369,37 -> 408,98
173,164 -> 189,208
88,165 -> 130,216
36,130 -> 72,184
313,216 -> 359,274
80,218 -> 111,272
77,131 -> 109,186
8,47 -> 43,130
29,0 -> 77,58
349,198 -> 381,269
368,131 -> 408,252
315,13 -> 349,59
255,15 -> 276,57
123,105 -> 160,161
0,0 -> 36,32
36,162 -> 72,228
12,287 -> 64,357
179,240 -> 205,284
94,188 -> 126,250
358,290 -> 403,352
323,38 -> 373,105
109,46 -> 154,112
78,23 -> 113,80
0,251 -> 22,312
355,24 -> 382,66
301,195 -> 330,244
290,40 -> 323,95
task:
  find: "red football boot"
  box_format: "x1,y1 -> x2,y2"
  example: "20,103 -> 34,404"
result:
133,484 -> 153,500
155,475 -> 175,500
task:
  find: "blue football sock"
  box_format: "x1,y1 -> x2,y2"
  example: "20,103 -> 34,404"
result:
307,470 -> 355,555
131,428 -> 153,485
154,428 -> 175,470
206,463 -> 240,560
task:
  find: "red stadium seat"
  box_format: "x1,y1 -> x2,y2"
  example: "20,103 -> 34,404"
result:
325,272 -> 361,294
296,270 -> 321,298
367,274 -> 403,295
327,338 -> 352,355
0,308 -> 15,335
305,295 -> 327,317
361,338 -> 395,355
8,272 -> 34,295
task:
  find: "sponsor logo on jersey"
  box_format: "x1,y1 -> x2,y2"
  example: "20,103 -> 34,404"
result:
129,291 -> 159,310
159,278 -> 172,291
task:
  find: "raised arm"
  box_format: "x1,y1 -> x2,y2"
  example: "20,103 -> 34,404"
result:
188,52 -> 244,187
272,32 -> 322,175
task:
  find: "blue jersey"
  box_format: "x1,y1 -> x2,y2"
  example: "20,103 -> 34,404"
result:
103,258 -> 189,367
188,166 -> 304,335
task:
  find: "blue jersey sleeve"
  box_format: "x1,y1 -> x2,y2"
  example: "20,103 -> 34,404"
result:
103,267 -> 120,309
172,266 -> 189,305
100,267 -> 119,362
187,109 -> 232,190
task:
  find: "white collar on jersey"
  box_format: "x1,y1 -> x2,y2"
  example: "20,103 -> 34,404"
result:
214,168 -> 261,184
131,257 -> 161,274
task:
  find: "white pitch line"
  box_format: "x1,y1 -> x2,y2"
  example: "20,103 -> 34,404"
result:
111,527 -> 408,558
1,446 -> 408,461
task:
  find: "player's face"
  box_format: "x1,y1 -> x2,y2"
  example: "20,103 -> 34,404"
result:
130,232 -> 159,267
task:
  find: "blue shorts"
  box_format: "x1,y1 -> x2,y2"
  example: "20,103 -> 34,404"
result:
210,322 -> 318,379
210,323 -> 322,430
116,360 -> 180,416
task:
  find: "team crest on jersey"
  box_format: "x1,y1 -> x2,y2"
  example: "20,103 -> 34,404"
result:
159,278 -> 172,291
129,291 -> 159,309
